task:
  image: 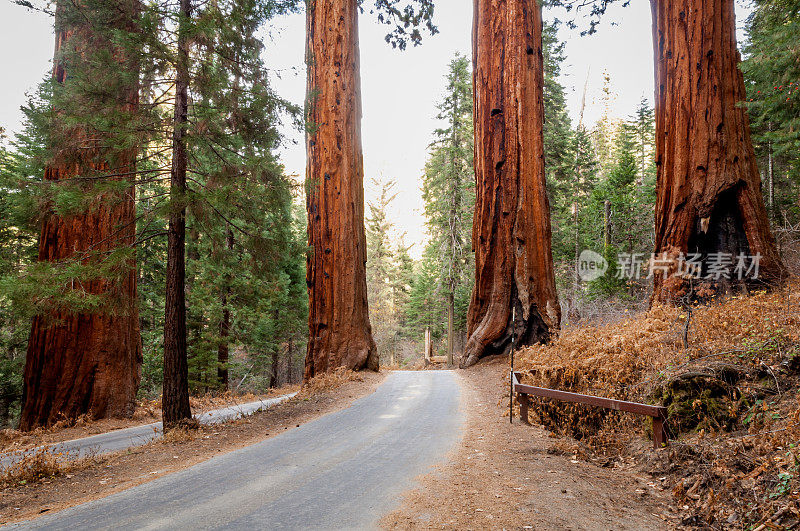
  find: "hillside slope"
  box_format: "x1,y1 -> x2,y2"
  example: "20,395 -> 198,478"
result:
516,281 -> 800,528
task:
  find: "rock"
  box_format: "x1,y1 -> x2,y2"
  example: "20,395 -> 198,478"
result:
655,372 -> 739,434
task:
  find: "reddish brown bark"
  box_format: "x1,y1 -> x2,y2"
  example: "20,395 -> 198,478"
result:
463,0 -> 560,368
650,0 -> 787,303
304,0 -> 378,380
19,1 -> 142,430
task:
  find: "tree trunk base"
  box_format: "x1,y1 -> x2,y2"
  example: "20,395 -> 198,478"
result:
460,301 -> 551,368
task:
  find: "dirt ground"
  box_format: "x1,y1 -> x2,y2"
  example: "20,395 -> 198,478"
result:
0,372 -> 384,525
382,357 -> 680,530
0,385 -> 300,454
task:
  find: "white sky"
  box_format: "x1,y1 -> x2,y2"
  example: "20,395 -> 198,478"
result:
0,0 -> 752,258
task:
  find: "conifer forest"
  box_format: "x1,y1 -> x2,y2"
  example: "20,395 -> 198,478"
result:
0,0 -> 799,528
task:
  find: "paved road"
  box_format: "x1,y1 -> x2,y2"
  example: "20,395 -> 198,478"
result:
11,370 -> 463,530
0,394 -> 296,470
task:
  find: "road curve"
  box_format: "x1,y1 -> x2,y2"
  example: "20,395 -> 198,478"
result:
12,370 -> 463,530
0,394 -> 297,470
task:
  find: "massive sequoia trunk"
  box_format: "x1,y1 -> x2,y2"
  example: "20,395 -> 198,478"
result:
304,0 -> 378,380
650,0 -> 787,303
19,0 -> 142,430
462,0 -> 560,368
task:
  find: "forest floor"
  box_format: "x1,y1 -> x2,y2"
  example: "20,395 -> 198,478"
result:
0,370 -> 384,525
382,356 -> 679,530
0,385 -> 300,454
7,291 -> 796,529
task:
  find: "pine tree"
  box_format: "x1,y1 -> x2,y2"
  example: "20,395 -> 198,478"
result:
175,0 -> 304,394
589,123 -> 640,296
162,0 -> 193,429
591,72 -> 621,180
421,53 -> 474,366
0,133 -> 37,426
127,0 -> 302,426
405,245 -> 444,341
569,127 -> 601,287
543,22 -> 575,200
366,178 -> 399,363
742,0 -> 800,221
631,97 -> 655,188
542,21 -> 595,273
538,20 -> 601,318
392,239 -> 416,336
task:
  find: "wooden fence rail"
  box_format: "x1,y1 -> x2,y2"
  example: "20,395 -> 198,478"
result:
511,372 -> 669,449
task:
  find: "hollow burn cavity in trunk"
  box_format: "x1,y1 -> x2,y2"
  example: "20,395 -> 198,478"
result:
684,186 -> 756,297
688,187 -> 750,269
487,290 -> 550,358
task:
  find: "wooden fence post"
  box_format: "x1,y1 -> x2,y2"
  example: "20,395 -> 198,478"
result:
518,394 -> 530,425
653,415 -> 668,448
424,327 -> 431,365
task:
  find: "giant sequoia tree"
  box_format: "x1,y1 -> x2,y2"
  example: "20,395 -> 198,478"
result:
463,0 -> 560,368
19,0 -> 142,430
304,0 -> 378,379
304,0 -> 435,379
650,0 -> 787,302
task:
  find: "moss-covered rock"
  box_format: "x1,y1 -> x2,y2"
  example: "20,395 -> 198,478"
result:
656,371 -> 740,434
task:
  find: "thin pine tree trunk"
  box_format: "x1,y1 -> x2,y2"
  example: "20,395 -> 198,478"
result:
573,202 -> 580,292
767,128 -> 774,215
285,338 -> 294,384
270,349 -> 279,388
186,226 -> 201,387
447,86 -> 460,369
217,227 -> 233,389
217,298 -> 230,389
463,0 -> 560,368
424,327 -> 432,364
162,0 -> 193,429
446,292 -> 454,367
304,0 -> 377,380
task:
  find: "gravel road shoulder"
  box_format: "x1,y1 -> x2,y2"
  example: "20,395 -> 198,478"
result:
382,357 -> 679,530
